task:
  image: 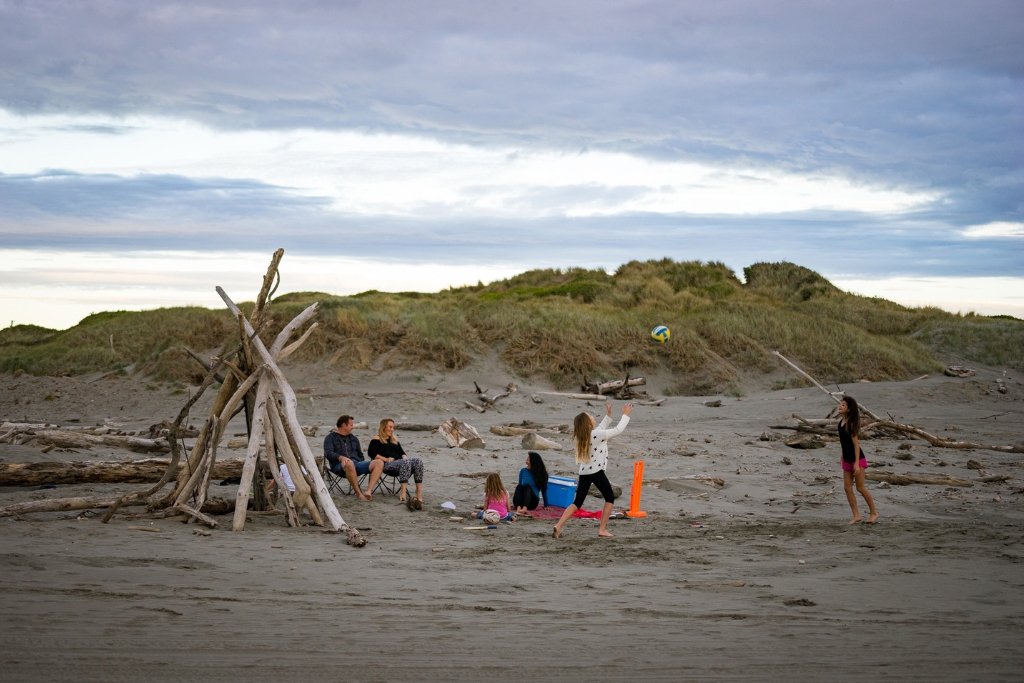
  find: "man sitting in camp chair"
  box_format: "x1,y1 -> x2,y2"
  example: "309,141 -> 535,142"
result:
324,415 -> 384,501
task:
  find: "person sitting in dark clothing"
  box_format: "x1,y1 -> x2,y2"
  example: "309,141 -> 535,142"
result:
368,418 -> 425,510
323,414 -> 383,501
513,451 -> 549,512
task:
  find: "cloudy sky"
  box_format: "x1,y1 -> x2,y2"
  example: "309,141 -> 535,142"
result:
1,0 -> 1022,328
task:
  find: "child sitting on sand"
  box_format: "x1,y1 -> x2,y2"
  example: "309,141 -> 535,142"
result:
475,472 -> 515,522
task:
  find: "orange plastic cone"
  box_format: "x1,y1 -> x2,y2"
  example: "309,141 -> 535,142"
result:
626,460 -> 647,518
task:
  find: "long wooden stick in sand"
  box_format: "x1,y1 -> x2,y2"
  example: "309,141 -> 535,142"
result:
773,350 -> 1023,454
232,375 -> 274,531
217,286 -> 361,543
772,350 -> 880,419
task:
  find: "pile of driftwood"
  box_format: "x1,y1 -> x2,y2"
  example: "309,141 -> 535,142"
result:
462,382 -> 517,413
0,422 -> 173,454
770,350 -> 1019,466
0,250 -> 365,546
581,374 -> 647,400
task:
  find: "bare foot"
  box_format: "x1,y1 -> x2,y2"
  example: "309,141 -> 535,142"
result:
849,516 -> 862,524
866,513 -> 879,523
552,525 -> 561,539
362,491 -> 373,501
598,530 -> 614,538
356,492 -> 369,501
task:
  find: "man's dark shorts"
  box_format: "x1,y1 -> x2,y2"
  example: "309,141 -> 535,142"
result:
333,459 -> 372,476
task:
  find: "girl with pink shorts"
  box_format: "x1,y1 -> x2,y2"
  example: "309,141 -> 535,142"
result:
837,396 -> 878,524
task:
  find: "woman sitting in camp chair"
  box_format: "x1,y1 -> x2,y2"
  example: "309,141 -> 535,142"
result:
368,418 -> 425,510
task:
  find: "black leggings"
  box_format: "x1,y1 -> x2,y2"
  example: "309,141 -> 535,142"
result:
573,470 -> 615,508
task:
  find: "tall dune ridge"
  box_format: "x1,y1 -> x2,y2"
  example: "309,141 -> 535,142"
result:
1,260 -> 1021,393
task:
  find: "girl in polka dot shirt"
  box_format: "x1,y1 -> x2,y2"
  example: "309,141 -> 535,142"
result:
553,401 -> 633,539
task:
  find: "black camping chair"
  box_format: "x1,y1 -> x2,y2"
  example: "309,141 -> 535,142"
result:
321,458 -> 397,497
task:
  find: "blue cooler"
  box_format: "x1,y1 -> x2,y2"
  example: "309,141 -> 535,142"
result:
546,475 -> 578,508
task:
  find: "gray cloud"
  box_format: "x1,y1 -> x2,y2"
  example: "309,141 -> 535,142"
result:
0,0 -> 1021,274
0,170 -> 1017,279
0,170 -> 328,221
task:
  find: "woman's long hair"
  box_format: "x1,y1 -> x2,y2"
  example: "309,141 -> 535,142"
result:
841,396 -> 861,435
376,418 -> 397,444
573,412 -> 593,464
484,472 -> 506,502
527,451 -> 548,492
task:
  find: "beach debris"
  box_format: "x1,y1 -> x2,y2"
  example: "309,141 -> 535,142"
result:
869,418 -> 1024,454
772,353 -> 1022,454
0,423 -> 171,453
759,430 -> 784,442
672,447 -> 697,457
538,391 -> 606,400
473,381 -> 517,411
0,457 -> 251,487
785,597 -> 814,604
782,456 -> 792,465
966,460 -> 984,469
996,379 -> 1007,394
530,394 -> 544,404
913,374 -> 930,381
944,365 -> 976,378
300,425 -> 320,437
638,398 -> 667,406
581,374 -> 648,400
449,516 -> 464,522
145,420 -> 201,439
976,474 -> 1012,483
439,417 -> 485,450
490,421 -> 571,437
441,501 -> 457,511
865,471 -> 973,487
192,528 -> 212,536
521,432 -> 562,451
703,400 -> 722,407
395,422 -> 438,432
785,433 -> 825,449
462,401 -> 486,413
128,526 -> 162,532
876,481 -> 891,489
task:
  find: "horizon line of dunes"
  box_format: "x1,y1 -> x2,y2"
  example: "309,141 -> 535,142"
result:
2,260 -> 1021,395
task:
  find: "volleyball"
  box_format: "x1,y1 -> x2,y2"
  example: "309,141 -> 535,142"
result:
650,325 -> 670,343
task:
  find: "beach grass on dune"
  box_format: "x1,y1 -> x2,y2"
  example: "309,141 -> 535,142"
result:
1,260 -> 1020,393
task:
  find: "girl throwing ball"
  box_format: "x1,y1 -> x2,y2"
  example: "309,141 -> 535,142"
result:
553,401 -> 633,539
838,396 -> 879,524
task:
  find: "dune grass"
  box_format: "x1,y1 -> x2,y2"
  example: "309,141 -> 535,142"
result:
2,260 -> 1020,393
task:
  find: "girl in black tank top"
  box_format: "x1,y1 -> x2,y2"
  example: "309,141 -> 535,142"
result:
838,396 -> 878,524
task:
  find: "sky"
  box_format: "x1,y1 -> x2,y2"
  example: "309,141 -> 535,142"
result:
1,0 -> 1022,328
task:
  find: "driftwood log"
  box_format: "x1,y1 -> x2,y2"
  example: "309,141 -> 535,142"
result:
5,429 -> 170,453
473,381 -> 517,410
521,432 -> 562,450
489,422 -> 569,437
538,392 -> 606,400
395,423 -> 439,432
439,417 -> 485,449
581,376 -> 646,395
870,419 -> 1024,454
0,496 -> 234,519
865,471 -> 974,487
0,458 -> 249,487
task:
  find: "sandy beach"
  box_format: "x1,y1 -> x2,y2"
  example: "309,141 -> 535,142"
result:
1,362 -> 1022,682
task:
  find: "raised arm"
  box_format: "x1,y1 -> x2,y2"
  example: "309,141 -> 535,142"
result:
593,406 -> 633,439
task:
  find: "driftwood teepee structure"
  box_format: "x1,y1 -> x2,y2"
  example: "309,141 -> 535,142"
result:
0,249 -> 365,546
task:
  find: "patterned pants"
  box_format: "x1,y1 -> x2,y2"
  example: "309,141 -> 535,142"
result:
382,457 -> 424,484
